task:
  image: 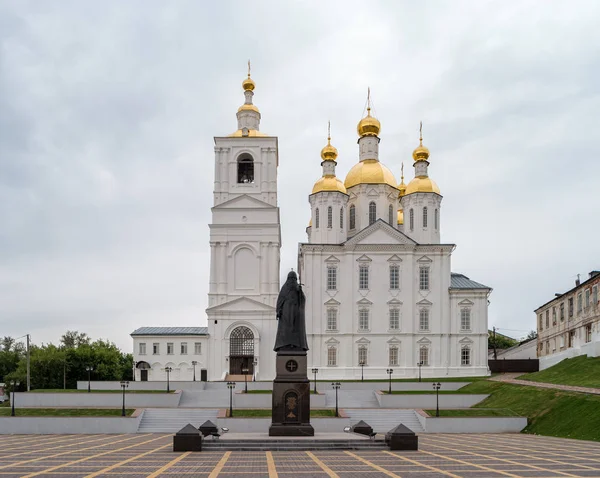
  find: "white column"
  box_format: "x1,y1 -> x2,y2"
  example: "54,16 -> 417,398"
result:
209,243 -> 217,293
218,243 -> 228,296
221,148 -> 229,194
260,243 -> 268,295
270,242 -> 279,295
214,148 -> 221,193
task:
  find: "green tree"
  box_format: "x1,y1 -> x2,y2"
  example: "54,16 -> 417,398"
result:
0,336 -> 25,383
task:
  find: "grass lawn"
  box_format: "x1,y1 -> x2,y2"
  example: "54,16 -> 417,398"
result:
29,389 -> 173,394
424,408 -> 519,417
228,409 -> 336,418
0,408 -> 135,417
518,355 -> 600,388
459,380 -> 600,441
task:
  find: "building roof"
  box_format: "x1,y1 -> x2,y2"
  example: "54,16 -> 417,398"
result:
450,273 -> 491,290
130,327 -> 208,336
534,270 -> 600,312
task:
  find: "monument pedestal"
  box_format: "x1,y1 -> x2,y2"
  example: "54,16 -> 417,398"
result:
269,349 -> 314,437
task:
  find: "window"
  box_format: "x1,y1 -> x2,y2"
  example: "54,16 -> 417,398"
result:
340,207 -> 344,229
359,309 -> 369,331
237,155 -> 254,183
461,309 -> 471,331
180,342 -> 188,355
389,309 -> 400,330
369,202 -> 376,225
586,324 -> 592,343
359,265 -> 369,290
389,346 -> 399,366
419,309 -> 429,331
585,289 -> 590,308
419,346 -> 429,366
560,335 -> 565,348
139,343 -> 146,355
545,310 -> 549,328
327,309 -> 337,331
153,343 -> 159,355
194,342 -> 202,355
552,307 -> 556,325
461,346 -> 471,366
594,286 -> 598,305
358,346 -> 368,365
389,264 -> 399,290
419,267 -> 430,290
167,343 -> 174,355
349,205 -> 356,229
388,204 -> 393,224
327,206 -> 332,228
560,303 -> 565,321
546,341 -> 550,353
539,314 -> 543,330
435,209 -> 439,229
315,208 -> 320,229
577,293 -> 583,314
327,266 -> 337,290
423,207 -> 428,228
569,297 -> 574,317
410,209 -> 414,231
327,347 -> 337,366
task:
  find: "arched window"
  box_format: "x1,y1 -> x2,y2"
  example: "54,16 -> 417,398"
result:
315,208 -> 320,229
358,346 -> 368,365
349,205 -> 356,229
327,206 -> 332,228
237,154 -> 254,183
388,204 -> 393,224
229,326 -> 255,375
389,346 -> 399,366
339,207 -> 344,229
419,309 -> 429,331
423,207 -> 428,228
435,209 -> 439,230
369,202 -> 376,225
327,347 -> 337,366
409,209 -> 414,231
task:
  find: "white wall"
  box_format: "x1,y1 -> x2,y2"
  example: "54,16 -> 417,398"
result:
0,413 -> 144,434
423,416 -> 527,433
14,391 -> 181,408
375,392 -> 488,409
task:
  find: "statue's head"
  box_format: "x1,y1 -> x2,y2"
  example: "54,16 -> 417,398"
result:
287,270 -> 298,282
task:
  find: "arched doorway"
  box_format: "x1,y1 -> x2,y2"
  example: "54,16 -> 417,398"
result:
229,326 -> 254,375
136,361 -> 151,381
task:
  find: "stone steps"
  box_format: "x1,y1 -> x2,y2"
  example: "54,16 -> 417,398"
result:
138,408 -> 219,433
345,409 -> 425,433
203,439 -> 386,451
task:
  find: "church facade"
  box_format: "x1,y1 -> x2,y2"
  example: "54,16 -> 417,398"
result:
131,70 -> 491,381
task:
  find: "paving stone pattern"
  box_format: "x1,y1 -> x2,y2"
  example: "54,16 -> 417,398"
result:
1,433 -> 600,477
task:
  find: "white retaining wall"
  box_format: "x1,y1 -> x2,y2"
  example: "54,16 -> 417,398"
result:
375,393 -> 488,409
216,417 -> 351,433
422,416 -> 527,433
540,343 -> 600,370
0,412 -> 144,434
77,381 -> 207,391
233,392 -> 327,408
14,391 -> 181,408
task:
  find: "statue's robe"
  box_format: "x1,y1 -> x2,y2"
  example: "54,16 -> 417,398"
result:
274,273 -> 309,352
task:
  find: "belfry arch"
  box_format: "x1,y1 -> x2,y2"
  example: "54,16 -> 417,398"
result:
229,325 -> 255,375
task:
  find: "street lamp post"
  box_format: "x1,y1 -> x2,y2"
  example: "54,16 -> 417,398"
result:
331,382 -> 341,417
432,382 -> 441,417
311,368 -> 318,394
120,380 -> 129,417
10,380 -> 19,417
359,361 -> 365,381
164,367 -> 172,393
86,366 -> 93,393
252,359 -> 258,381
242,367 -> 249,393
418,361 -> 423,382
227,381 -> 235,417
191,361 -> 198,382
386,368 -> 394,394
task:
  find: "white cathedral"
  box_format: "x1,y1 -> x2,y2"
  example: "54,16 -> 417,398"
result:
131,70 -> 492,382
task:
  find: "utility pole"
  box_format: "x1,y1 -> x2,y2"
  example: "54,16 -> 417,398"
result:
492,326 -> 498,360
26,334 -> 30,391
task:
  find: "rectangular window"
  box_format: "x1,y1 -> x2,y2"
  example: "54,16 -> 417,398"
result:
180,342 -> 187,355
586,324 -> 592,343
578,294 -> 583,314
139,343 -> 146,355
560,335 -> 565,348
358,347 -> 368,365
585,289 -> 590,308
560,303 -> 565,321
568,297 -> 574,317
327,348 -> 337,366
389,309 -> 400,330
327,266 -> 337,290
194,342 -> 202,355
419,267 -> 429,291
461,309 -> 471,331
327,309 -> 337,331
419,309 -> 429,331
569,330 -> 575,347
593,285 -> 598,305
389,265 -> 399,290
552,307 -> 556,325
546,341 -> 549,353
461,347 -> 471,366
539,314 -> 543,330
359,309 -> 369,331
389,347 -> 399,366
359,265 -> 369,290
545,310 -> 549,328
153,343 -> 159,355
167,342 -> 174,355
419,347 -> 429,366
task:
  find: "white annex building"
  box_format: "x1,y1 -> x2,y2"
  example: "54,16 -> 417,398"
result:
132,70 -> 492,381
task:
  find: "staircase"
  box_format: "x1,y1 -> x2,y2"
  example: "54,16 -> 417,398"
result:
326,390 -> 379,408
344,409 -> 425,433
137,408 -> 219,433
178,390 -> 228,408
203,437 -> 386,451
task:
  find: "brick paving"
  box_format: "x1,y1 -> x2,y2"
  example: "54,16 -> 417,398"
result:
1,433 -> 600,477
489,373 -> 600,395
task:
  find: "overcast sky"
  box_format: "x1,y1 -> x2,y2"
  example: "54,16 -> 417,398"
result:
1,0 -> 599,352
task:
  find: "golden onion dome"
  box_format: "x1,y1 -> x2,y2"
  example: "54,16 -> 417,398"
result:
357,107 -> 381,137
397,208 -> 404,225
413,121 -> 430,162
237,103 -> 260,113
344,159 -> 398,189
405,176 -> 441,195
321,124 -> 338,161
228,128 -> 268,137
312,175 -> 347,194
242,69 -> 255,91
398,165 -> 407,197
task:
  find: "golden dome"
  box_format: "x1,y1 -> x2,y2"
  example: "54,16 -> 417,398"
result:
228,129 -> 268,137
308,218 -> 312,227
397,208 -> 404,225
357,108 -> 381,137
312,175 -> 347,194
405,176 -> 441,195
238,103 -> 260,113
321,122 -> 338,161
344,159 -> 398,189
242,75 -> 255,91
413,121 -> 430,162
398,163 -> 407,197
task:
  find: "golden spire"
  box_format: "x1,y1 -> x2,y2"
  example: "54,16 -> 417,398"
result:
412,120 -> 430,162
321,120 -> 338,161
242,59 -> 255,91
398,161 -> 407,197
357,87 -> 381,137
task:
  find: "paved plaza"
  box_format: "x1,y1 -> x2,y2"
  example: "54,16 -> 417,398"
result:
1,433 -> 600,477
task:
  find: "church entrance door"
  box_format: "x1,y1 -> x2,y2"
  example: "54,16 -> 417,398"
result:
229,326 -> 254,376
140,370 -> 148,381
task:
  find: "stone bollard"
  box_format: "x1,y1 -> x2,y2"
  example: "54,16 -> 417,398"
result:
199,420 -> 219,437
173,424 -> 203,452
351,420 -> 374,437
385,424 -> 418,451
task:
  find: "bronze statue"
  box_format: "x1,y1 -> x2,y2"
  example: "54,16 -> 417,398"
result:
274,271 -> 309,351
